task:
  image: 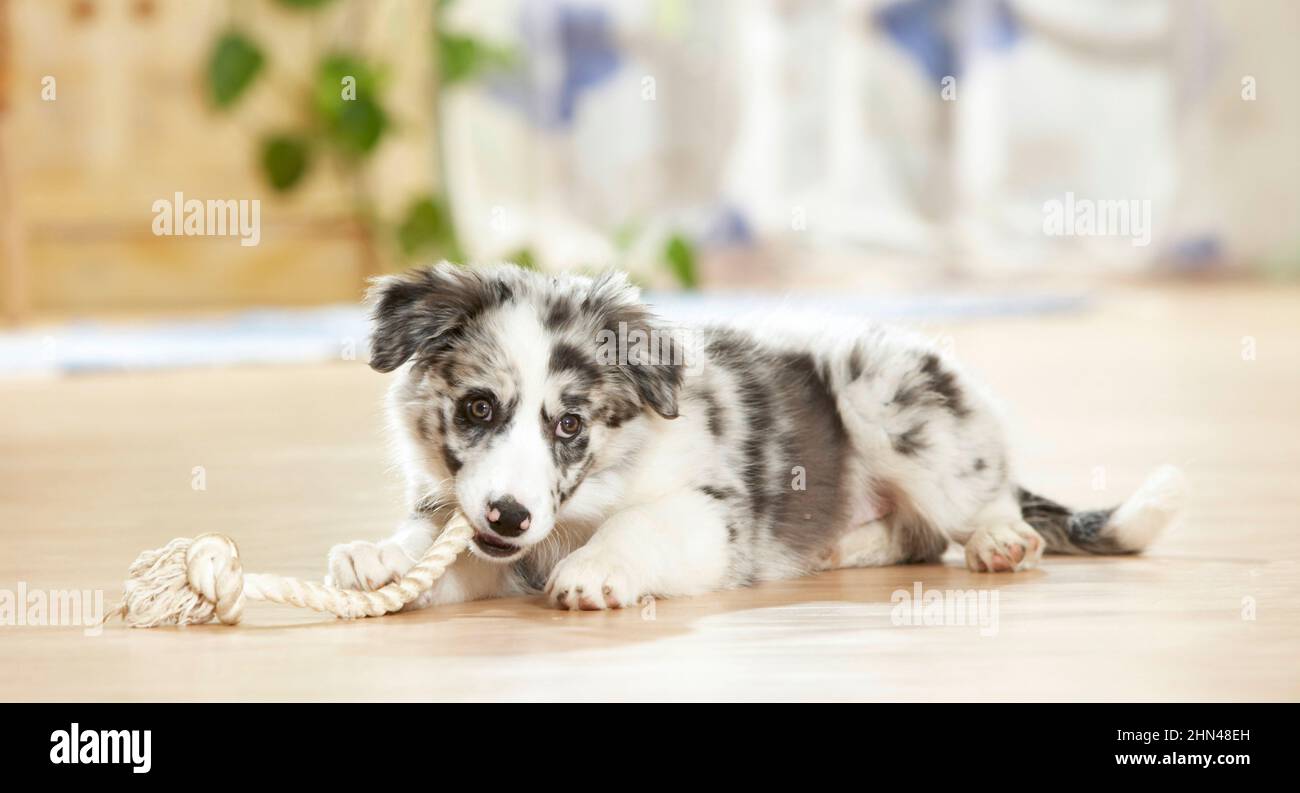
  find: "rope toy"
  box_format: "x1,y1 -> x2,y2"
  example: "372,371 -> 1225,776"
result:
105,513 -> 474,628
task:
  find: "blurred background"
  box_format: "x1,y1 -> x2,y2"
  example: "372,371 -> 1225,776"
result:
0,0 -> 1297,372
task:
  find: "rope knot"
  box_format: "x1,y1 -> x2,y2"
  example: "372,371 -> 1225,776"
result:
107,516 -> 474,627
111,533 -> 246,628
185,534 -> 247,625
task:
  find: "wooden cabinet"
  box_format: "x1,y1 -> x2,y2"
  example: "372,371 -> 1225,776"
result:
1,0 -> 437,318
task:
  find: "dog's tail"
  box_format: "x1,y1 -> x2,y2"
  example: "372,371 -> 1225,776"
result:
1017,465 -> 1187,555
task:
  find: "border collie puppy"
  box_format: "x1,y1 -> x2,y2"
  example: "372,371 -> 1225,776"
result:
326,263 -> 1186,610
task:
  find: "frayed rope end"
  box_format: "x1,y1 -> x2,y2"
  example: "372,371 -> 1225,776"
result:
106,534 -> 246,628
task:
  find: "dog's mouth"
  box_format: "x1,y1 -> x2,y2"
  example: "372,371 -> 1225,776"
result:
472,531 -> 523,559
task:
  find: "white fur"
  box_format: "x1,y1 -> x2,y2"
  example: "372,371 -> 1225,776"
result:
328,280 -> 1178,609
963,492 -> 1045,573
547,489 -> 730,609
455,303 -> 558,559
1108,465 -> 1187,550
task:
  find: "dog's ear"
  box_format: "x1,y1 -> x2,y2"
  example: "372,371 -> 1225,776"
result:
366,262 -> 511,373
585,271 -> 683,419
623,340 -> 683,419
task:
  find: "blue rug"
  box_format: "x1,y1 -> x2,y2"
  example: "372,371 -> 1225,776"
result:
0,291 -> 1088,377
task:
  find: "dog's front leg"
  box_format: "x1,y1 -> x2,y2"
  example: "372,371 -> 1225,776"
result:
546,489 -> 730,610
326,517 -> 508,609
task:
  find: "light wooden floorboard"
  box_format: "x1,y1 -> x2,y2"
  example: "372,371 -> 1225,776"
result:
1,284 -> 1297,701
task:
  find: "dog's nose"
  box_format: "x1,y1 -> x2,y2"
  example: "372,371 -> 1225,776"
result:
486,497 -> 531,537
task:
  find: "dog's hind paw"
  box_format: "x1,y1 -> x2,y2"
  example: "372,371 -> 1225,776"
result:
965,520 -> 1044,573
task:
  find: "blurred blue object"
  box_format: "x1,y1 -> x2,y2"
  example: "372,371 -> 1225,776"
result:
0,292 -> 1089,377
491,2 -> 623,128
1163,234 -> 1225,273
874,0 -> 1020,82
699,205 -> 756,248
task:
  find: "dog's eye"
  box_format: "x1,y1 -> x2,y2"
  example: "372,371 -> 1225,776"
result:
465,398 -> 494,423
555,414 -> 583,439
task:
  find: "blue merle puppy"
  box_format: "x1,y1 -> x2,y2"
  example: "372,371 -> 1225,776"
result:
325,262 -> 1186,610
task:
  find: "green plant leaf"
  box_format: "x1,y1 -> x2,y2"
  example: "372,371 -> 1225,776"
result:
314,54 -> 382,111
612,221 -> 641,252
663,234 -> 699,289
261,135 -> 311,192
333,97 -> 387,155
398,195 -> 459,258
208,31 -> 265,109
507,248 -> 537,270
313,54 -> 388,156
438,33 -> 514,86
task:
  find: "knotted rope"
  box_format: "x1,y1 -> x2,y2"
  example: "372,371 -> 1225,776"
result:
105,513 -> 474,628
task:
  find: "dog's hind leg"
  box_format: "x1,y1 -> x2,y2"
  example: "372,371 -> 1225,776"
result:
819,511 -> 952,570
818,521 -> 899,570
960,488 -> 1046,573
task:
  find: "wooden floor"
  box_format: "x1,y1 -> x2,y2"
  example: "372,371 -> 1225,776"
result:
1,284 -> 1298,701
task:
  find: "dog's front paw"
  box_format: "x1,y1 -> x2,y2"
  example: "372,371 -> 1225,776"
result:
545,545 -> 645,610
965,520 -> 1044,573
326,540 -> 416,591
